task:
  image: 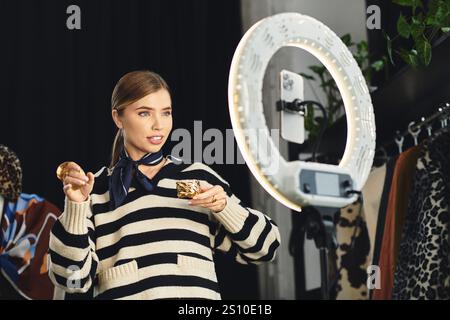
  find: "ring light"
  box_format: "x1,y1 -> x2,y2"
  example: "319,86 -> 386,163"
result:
228,13 -> 376,211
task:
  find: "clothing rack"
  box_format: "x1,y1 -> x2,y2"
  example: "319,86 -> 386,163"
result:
376,101 -> 450,156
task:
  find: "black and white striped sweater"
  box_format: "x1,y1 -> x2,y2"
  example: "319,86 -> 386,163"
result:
48,157 -> 280,300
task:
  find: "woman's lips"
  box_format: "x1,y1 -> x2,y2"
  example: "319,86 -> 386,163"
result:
147,136 -> 164,145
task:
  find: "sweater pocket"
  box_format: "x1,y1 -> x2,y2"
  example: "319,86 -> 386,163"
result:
177,254 -> 218,282
176,254 -> 221,299
97,260 -> 141,299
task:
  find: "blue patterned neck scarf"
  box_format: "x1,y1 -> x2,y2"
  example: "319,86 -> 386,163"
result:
109,148 -> 164,210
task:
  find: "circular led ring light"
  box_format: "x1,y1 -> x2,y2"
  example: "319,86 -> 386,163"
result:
228,13 -> 376,211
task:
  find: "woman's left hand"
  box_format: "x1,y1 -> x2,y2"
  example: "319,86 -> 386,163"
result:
188,180 -> 228,213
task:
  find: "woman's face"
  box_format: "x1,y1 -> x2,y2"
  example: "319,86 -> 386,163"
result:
112,89 -> 173,159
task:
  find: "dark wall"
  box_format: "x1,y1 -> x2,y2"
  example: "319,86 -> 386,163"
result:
0,0 -> 259,299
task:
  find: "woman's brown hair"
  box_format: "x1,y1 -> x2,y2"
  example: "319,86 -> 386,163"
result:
110,70 -> 171,168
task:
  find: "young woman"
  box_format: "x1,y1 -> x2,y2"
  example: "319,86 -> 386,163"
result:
48,70 -> 280,300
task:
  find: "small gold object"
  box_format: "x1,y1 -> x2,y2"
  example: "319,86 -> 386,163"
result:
56,162 -> 83,191
56,162 -> 69,181
176,179 -> 201,199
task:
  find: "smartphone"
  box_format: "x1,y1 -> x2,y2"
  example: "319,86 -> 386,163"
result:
280,70 -> 306,144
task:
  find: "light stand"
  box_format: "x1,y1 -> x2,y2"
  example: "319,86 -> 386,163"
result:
289,205 -> 337,300
228,12 -> 376,300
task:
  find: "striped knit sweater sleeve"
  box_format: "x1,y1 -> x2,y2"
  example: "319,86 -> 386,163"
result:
198,165 -> 281,265
47,196 -> 99,294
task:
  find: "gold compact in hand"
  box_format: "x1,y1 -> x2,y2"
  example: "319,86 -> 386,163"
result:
176,179 -> 201,199
56,162 -> 84,191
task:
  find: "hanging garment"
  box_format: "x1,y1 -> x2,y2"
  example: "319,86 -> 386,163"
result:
0,145 -> 22,203
361,164 -> 387,264
372,146 -> 421,300
334,201 -> 371,299
371,156 -> 397,269
393,133 -> 450,299
333,161 -> 394,300
0,193 -> 62,299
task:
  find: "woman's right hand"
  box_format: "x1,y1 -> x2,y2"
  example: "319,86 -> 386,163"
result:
61,162 -> 95,203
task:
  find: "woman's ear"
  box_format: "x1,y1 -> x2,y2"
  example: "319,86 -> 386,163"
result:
112,109 -> 123,129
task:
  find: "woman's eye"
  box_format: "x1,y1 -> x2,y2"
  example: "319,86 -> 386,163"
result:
163,111 -> 172,116
138,112 -> 150,117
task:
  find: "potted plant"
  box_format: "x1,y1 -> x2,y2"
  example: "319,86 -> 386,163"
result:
300,0 -> 449,142
299,34 -> 385,141
387,0 -> 450,68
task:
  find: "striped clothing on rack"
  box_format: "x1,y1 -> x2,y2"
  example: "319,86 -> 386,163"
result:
47,157 -> 280,299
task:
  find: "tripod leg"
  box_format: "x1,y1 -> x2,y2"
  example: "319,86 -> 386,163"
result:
320,247 -> 329,300
303,206 -> 333,300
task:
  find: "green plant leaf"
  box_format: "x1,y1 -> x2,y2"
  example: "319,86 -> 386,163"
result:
397,14 -> 412,38
397,48 -> 419,68
393,0 -> 422,11
411,18 -> 426,40
426,2 -> 447,26
356,41 -> 369,61
416,36 -> 432,65
393,0 -> 419,6
308,65 -> 326,75
428,0 -> 441,17
371,60 -> 385,71
357,41 -> 368,52
320,79 -> 335,88
298,72 -> 315,81
412,12 -> 424,23
442,27 -> 450,32
356,57 -> 368,68
384,31 -> 395,65
304,105 -> 321,141
340,34 -> 354,46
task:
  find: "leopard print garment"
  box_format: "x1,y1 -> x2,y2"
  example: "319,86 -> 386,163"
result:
0,145 -> 22,202
392,133 -> 450,299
